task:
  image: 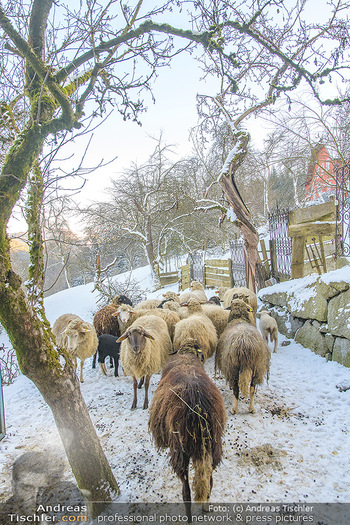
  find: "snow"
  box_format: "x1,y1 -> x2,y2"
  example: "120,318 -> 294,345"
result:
1,267 -> 350,521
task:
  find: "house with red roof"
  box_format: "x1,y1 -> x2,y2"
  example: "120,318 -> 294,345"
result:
304,144 -> 342,202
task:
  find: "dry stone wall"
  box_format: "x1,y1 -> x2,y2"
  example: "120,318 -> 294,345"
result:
258,266 -> 350,367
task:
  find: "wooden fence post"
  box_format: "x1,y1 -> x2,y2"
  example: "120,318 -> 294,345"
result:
291,236 -> 305,279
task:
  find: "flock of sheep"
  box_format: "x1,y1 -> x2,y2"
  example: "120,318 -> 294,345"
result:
52,282 -> 279,522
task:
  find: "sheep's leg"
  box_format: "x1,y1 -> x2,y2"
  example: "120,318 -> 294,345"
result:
193,456 -> 213,512
109,357 -> 113,368
99,362 -> 108,375
214,350 -> 219,378
92,352 -> 97,368
179,468 -> 192,522
138,376 -> 145,389
231,381 -> 239,415
114,358 -> 119,377
249,385 -> 255,413
143,375 -> 151,410
273,334 -> 278,353
79,360 -> 85,383
131,376 -> 138,409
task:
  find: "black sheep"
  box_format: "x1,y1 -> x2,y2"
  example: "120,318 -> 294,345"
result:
97,334 -> 121,377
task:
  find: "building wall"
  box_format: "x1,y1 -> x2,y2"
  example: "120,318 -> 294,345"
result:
305,146 -> 341,201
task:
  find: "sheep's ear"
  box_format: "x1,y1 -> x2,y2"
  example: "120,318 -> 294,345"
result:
117,332 -> 129,342
247,305 -> 253,312
112,311 -> 119,317
194,339 -> 201,350
143,331 -> 155,340
81,327 -> 91,333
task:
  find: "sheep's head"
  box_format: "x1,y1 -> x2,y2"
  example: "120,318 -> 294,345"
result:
190,281 -> 204,291
63,320 -> 91,354
117,326 -> 155,354
173,338 -> 204,362
257,310 -> 270,317
163,300 -> 179,312
215,286 -> 229,299
113,304 -> 134,324
232,292 -> 250,303
182,298 -> 203,313
208,296 -> 221,305
228,299 -> 253,324
163,291 -> 180,301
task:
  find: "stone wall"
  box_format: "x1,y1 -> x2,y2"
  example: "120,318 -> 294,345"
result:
258,265 -> 350,367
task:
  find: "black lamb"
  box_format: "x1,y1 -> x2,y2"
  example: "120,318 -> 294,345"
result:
97,334 -> 121,377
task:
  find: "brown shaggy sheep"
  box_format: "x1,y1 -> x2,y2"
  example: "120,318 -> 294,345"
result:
217,299 -> 270,415
149,339 -> 226,522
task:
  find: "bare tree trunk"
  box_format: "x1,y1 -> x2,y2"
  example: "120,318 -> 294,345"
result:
0,266 -> 120,516
219,132 -> 265,292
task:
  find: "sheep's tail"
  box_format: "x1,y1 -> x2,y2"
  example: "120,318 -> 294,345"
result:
193,454 -> 213,506
238,368 -> 252,398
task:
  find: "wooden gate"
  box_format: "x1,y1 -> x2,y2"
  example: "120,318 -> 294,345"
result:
203,259 -> 234,288
180,264 -> 192,291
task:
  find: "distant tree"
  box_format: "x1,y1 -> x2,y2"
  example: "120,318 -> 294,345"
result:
85,138 -> 237,277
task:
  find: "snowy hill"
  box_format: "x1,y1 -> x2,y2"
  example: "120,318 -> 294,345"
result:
1,266 -> 350,524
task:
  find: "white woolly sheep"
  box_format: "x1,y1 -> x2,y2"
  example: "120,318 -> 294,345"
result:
162,291 -> 181,303
113,304 -> 180,341
173,299 -> 218,362
52,314 -> 98,383
179,281 -> 207,304
222,286 -> 257,310
257,310 -> 278,353
117,315 -> 172,409
217,299 -> 270,415
134,298 -> 161,310
201,303 -> 230,338
222,286 -> 258,326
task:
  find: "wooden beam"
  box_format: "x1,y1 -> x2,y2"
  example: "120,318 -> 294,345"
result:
260,239 -> 271,279
289,197 -> 336,225
289,221 -> 336,237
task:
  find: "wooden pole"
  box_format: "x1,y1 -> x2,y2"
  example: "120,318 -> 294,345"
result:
291,236 -> 305,279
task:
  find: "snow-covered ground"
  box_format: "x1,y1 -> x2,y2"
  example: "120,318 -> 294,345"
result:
1,266 -> 350,520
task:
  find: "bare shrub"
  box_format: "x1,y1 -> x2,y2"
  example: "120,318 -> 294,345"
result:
0,343 -> 20,385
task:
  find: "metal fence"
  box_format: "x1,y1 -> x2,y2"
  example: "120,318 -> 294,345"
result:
335,163 -> 350,257
188,251 -> 205,283
229,239 -> 247,287
268,207 -> 292,281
